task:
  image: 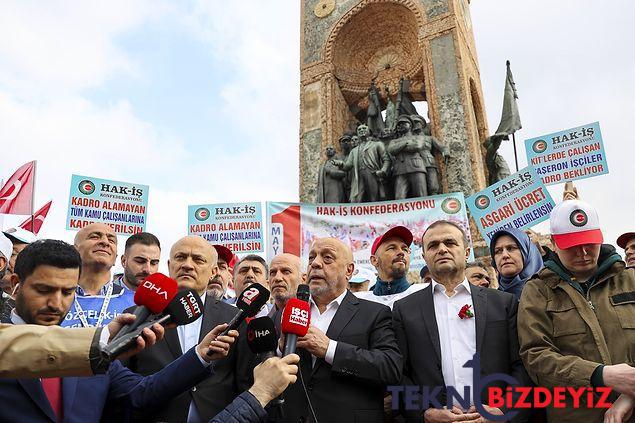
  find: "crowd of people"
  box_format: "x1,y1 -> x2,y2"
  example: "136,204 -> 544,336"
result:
0,192 -> 634,423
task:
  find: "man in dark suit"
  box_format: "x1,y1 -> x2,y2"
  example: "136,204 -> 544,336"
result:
393,221 -> 531,423
125,235 -> 254,422
278,237 -> 402,423
0,239 -> 237,423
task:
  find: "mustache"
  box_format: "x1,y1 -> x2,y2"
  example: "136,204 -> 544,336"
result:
37,306 -> 63,316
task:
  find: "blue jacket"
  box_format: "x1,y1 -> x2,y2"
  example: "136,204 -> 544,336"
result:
0,347 -> 212,423
210,391 -> 267,423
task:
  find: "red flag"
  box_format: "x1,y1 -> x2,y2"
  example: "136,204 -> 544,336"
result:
0,161 -> 36,215
19,200 -> 52,235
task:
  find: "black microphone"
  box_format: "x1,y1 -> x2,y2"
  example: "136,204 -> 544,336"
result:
223,283 -> 271,335
102,289 -> 204,360
296,284 -> 310,302
246,317 -> 284,407
246,317 -> 278,362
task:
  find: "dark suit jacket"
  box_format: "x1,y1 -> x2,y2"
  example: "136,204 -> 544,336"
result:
124,294 -> 255,422
277,291 -> 402,423
392,284 -> 531,423
0,347 -> 211,423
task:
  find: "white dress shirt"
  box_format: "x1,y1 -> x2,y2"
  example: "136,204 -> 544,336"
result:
431,279 -> 476,406
176,293 -> 209,423
308,289 -> 347,366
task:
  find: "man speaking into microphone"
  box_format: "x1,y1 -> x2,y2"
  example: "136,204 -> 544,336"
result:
124,236 -> 254,422
278,237 -> 402,423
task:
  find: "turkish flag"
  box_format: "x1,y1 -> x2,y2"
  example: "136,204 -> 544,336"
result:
19,200 -> 52,235
0,161 -> 36,215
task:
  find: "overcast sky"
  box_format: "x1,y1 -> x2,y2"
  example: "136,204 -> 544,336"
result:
1,0 -> 632,271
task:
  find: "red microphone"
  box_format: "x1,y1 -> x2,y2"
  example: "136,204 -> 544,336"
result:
112,273 -> 178,341
281,297 -> 311,356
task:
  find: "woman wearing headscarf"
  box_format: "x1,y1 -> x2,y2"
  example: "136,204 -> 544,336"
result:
489,227 -> 544,301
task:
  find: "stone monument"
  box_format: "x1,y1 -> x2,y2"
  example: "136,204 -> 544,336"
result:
299,0 -> 491,202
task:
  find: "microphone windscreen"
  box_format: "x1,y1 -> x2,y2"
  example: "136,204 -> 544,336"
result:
281,298 -> 311,337
235,283 -> 270,316
296,284 -> 310,302
164,289 -> 204,325
134,273 -> 179,314
246,317 -> 278,354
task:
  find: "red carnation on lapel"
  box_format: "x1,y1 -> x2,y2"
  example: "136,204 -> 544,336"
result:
458,304 -> 474,319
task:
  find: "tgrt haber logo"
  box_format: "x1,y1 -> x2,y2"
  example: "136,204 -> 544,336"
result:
78,179 -> 95,195
242,286 -> 260,305
289,307 -> 309,327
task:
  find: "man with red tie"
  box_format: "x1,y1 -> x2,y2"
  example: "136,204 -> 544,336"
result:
0,239 -> 238,422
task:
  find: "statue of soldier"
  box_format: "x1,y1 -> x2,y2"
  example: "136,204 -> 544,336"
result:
412,115 -> 448,196
484,134 -> 511,185
387,115 -> 428,199
335,134 -> 354,202
333,124 -> 391,202
316,145 -> 347,203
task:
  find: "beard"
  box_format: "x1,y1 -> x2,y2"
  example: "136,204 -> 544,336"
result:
389,265 -> 407,280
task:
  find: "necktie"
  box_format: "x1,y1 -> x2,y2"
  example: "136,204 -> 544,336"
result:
41,377 -> 63,422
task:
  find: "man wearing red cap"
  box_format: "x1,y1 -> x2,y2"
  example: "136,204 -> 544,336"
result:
617,232 -> 635,268
355,226 -> 424,309
518,200 -> 635,422
208,245 -> 235,300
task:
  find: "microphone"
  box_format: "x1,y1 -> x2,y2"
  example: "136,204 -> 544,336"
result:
282,297 -> 311,356
296,284 -> 310,302
247,317 -> 285,407
102,289 -> 203,360
222,283 -> 271,336
111,273 -> 178,341
246,317 -> 278,361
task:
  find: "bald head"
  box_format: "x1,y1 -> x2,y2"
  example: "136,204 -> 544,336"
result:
168,236 -> 218,295
74,223 -> 117,269
306,237 -> 354,304
269,253 -> 302,308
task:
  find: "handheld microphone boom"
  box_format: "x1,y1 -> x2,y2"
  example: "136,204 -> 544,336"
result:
102,288 -> 203,360
281,295 -> 311,356
111,273 -> 178,341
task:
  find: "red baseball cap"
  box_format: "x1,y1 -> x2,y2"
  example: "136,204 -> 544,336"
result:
213,244 -> 233,265
371,226 -> 413,255
617,232 -> 635,249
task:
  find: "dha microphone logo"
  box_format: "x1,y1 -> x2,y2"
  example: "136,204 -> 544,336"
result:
242,287 -> 260,306
194,207 -> 210,221
290,307 -> 309,327
78,179 -> 95,195
141,280 -> 169,300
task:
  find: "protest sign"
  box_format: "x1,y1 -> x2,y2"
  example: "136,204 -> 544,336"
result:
66,174 -> 149,235
188,202 -> 263,253
467,166 -> 556,242
267,193 -> 472,272
525,122 -> 608,185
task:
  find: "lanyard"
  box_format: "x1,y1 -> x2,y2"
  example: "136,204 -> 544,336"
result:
73,282 -> 114,328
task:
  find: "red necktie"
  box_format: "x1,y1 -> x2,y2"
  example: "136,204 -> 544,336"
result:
41,377 -> 63,422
